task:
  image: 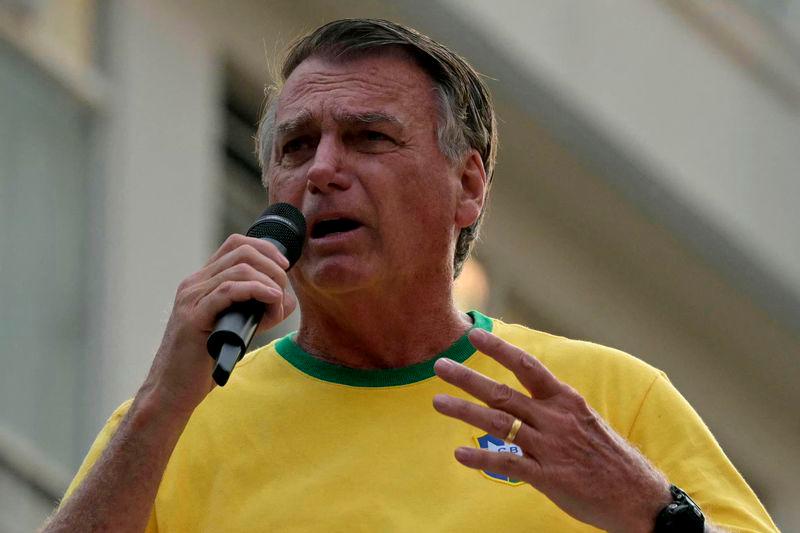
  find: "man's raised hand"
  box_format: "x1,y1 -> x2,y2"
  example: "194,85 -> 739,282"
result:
433,328 -> 672,533
141,234 -> 295,415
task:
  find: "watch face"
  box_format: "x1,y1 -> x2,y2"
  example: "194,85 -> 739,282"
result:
668,504 -> 704,531
655,486 -> 705,533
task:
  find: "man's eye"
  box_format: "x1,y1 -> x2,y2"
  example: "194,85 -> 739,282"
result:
362,130 -> 392,142
282,136 -> 312,154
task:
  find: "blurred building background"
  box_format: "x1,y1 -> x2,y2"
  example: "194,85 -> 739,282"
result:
1,0 -> 798,531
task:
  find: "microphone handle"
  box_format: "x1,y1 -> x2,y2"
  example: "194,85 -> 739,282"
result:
207,238 -> 287,386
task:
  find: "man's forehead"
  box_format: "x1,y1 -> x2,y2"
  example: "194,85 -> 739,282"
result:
275,107 -> 403,136
274,54 -> 435,124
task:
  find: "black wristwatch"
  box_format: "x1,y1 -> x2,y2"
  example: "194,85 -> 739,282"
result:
654,485 -> 705,532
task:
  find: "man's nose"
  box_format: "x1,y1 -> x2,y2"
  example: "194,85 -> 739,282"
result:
306,135 -> 351,194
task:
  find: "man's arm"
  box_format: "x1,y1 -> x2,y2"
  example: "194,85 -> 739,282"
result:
42,387 -> 190,532
41,234 -> 294,532
433,328 -> 769,533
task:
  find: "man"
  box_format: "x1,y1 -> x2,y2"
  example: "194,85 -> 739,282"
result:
46,19 -> 776,532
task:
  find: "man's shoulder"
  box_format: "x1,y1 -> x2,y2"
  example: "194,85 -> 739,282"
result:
492,316 -> 658,372
487,315 -> 664,403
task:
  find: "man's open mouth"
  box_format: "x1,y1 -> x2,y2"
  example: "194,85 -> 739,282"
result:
310,218 -> 363,239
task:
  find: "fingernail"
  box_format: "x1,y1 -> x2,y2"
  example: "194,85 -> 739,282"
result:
455,447 -> 475,462
432,394 -> 451,409
468,328 -> 487,341
435,358 -> 454,370
267,287 -> 283,298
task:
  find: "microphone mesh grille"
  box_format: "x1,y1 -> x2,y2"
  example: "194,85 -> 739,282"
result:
246,203 -> 306,267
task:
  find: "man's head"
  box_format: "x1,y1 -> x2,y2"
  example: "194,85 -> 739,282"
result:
257,18 -> 496,284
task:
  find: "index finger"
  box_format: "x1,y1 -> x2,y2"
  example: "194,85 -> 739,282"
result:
206,234 -> 291,270
468,328 -> 563,399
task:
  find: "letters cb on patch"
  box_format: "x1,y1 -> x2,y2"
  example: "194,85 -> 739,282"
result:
472,434 -> 525,486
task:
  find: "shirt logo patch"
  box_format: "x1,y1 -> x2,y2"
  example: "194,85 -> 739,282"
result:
473,434 -> 525,486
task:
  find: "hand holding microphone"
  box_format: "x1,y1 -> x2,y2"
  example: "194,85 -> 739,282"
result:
207,203 -> 306,385
142,203 -> 305,415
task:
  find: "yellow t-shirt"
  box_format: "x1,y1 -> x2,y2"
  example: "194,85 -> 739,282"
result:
63,311 -> 777,532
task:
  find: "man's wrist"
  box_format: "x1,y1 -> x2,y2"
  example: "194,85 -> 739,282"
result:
615,479 -> 672,533
131,382 -> 196,433
653,485 -> 705,533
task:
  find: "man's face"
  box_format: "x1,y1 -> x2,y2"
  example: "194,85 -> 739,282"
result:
267,52 -> 468,296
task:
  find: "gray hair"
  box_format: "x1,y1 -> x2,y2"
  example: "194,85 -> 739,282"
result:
256,18 -> 497,277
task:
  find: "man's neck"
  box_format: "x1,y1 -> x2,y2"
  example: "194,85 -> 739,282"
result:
293,288 -> 472,370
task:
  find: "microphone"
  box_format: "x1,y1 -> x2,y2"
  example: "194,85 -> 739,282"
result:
207,203 -> 306,386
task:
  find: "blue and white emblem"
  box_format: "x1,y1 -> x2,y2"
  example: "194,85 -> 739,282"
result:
473,434 -> 525,486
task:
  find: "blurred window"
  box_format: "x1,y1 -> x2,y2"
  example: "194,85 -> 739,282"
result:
0,40 -> 91,472
220,94 -> 265,243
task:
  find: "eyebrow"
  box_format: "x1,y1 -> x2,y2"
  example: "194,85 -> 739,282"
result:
275,110 -> 314,139
274,109 -> 403,140
333,110 -> 402,128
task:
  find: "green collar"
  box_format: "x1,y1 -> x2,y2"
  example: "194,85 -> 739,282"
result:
274,310 -> 493,387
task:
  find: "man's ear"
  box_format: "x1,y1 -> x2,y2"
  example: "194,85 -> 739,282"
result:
454,150 -> 488,229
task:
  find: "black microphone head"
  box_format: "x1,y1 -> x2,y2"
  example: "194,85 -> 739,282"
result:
246,203 -> 306,268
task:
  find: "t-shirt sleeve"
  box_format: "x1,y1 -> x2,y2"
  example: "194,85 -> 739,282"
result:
60,399 -> 158,532
628,373 -> 778,532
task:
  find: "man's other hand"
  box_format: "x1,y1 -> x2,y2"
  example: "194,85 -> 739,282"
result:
433,328 -> 672,533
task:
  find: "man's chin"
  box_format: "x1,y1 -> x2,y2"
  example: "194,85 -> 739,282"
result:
298,257 -> 377,294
